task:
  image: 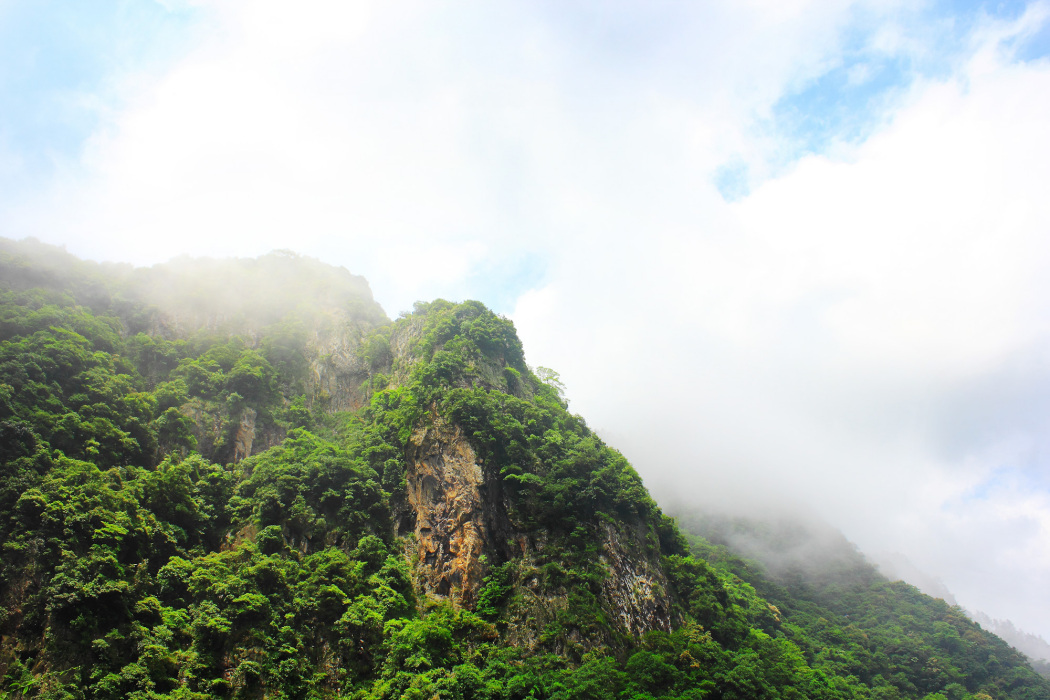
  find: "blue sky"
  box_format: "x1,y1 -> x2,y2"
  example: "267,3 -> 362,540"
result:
0,1 -> 197,190
4,0 -> 1050,641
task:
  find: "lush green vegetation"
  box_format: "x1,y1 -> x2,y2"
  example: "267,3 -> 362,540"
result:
675,514 -> 1050,700
1,239 -> 1047,699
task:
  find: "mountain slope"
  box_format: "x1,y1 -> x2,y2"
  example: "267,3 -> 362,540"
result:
1,238 -> 1047,700
674,511 -> 1050,700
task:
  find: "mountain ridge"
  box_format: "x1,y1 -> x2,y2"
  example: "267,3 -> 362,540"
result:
1,237 -> 1047,699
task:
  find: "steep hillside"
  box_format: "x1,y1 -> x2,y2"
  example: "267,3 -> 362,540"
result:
970,615 -> 1050,680
674,512 -> 1050,699
1,238 -> 1047,699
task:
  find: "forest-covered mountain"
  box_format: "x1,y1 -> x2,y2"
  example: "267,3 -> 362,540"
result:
1,237 -> 1048,699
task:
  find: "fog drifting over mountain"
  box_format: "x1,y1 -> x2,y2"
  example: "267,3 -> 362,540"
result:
3,1 -> 1050,640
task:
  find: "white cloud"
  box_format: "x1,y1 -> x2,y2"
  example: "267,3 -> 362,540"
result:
514,13 -> 1050,638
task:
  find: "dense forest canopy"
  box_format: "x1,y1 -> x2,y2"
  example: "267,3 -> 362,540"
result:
0,237 -> 1047,700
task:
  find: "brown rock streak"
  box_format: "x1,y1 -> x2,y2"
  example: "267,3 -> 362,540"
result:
404,418 -> 488,606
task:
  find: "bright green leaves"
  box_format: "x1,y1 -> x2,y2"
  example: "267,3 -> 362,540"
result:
673,517 -> 1050,700
125,332 -> 185,386
664,554 -> 744,647
153,406 -> 197,456
150,537 -> 412,693
475,562 -> 514,622
140,454 -> 231,548
173,356 -> 223,397
438,383 -> 654,535
0,450 -> 238,692
360,329 -> 394,372
365,604 -> 499,699
231,429 -> 389,547
402,299 -> 529,399
173,341 -> 278,408
385,615 -> 457,672
367,386 -> 422,450
227,349 -> 278,405
0,326 -> 154,467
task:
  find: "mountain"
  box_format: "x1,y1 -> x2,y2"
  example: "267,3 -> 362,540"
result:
671,510 -> 1050,698
1,237 -> 1047,699
970,614 -> 1050,681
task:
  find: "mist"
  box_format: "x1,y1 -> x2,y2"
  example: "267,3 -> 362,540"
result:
4,0 -> 1050,644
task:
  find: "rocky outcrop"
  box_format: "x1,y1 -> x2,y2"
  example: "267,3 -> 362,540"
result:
597,522 -> 676,636
399,417 -> 496,607
395,416 -> 679,649
496,524 -> 678,654
183,399 -> 229,459
183,401 -> 285,464
309,320 -> 373,412
232,408 -> 257,462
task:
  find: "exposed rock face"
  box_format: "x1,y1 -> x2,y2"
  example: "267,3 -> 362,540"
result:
232,408 -> 257,462
597,522 -> 676,636
399,417 -> 495,607
183,400 -> 228,459
183,401 -> 286,464
395,416 -> 679,649
309,321 -> 373,412
498,523 -> 678,654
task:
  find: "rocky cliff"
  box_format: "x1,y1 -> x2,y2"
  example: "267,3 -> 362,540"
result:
395,412 -> 677,647
392,434 -> 671,649
399,417 -> 493,605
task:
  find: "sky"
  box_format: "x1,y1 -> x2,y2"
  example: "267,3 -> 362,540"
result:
3,0 -> 1050,640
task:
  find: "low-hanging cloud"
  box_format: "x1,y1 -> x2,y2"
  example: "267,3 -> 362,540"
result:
514,20 -> 1050,636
